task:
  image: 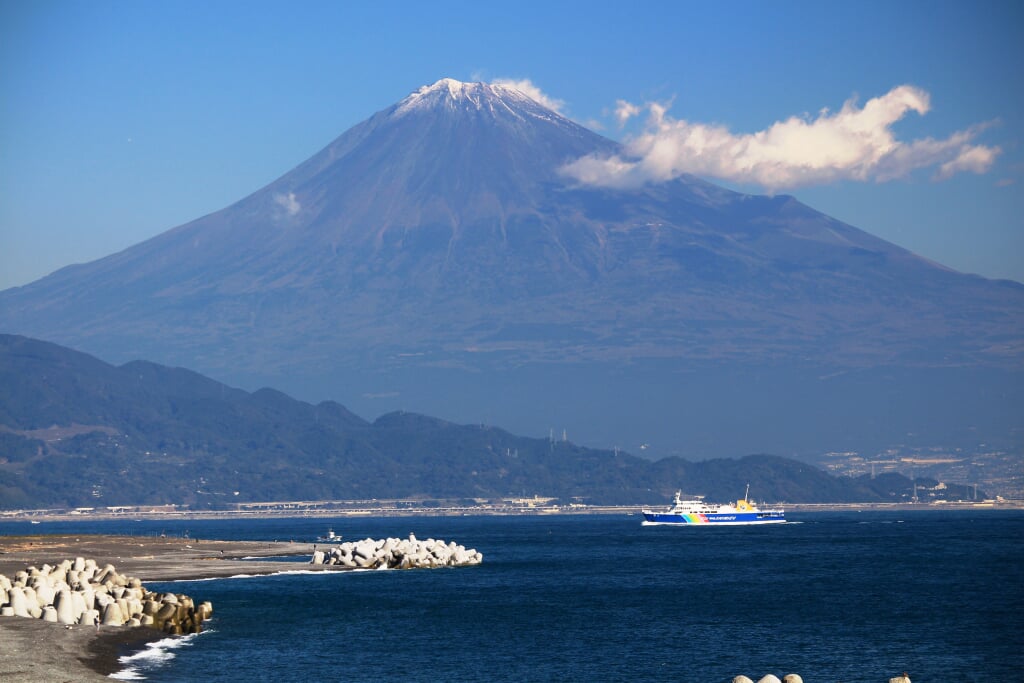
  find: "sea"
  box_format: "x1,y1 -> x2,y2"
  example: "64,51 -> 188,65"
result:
2,510 -> 1022,682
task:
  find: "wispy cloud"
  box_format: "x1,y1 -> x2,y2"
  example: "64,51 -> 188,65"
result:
362,391 -> 400,399
492,77 -> 566,115
274,191 -> 301,216
561,85 -> 1000,192
614,99 -> 642,127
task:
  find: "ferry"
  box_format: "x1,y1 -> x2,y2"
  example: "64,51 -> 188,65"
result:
641,485 -> 786,526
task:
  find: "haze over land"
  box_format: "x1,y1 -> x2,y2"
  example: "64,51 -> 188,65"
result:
2,334 -> 990,509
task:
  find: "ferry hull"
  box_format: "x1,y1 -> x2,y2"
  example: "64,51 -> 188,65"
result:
641,511 -> 786,526
641,487 -> 786,526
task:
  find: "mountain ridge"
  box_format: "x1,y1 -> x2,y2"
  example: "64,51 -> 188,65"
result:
0,333 -> 975,509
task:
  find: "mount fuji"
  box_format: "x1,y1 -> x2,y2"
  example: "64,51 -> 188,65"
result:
2,78 -> 1021,457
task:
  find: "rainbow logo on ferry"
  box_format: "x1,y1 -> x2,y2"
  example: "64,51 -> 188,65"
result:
641,489 -> 786,526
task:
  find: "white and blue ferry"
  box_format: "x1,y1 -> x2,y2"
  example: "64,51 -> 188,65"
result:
641,485 -> 786,526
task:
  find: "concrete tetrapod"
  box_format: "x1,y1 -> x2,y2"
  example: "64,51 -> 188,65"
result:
310,534 -> 483,570
0,559 -> 212,634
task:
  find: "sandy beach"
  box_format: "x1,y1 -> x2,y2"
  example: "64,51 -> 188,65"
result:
0,534 -> 324,681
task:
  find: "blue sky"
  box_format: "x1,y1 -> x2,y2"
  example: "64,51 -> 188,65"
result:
2,0 -> 1022,289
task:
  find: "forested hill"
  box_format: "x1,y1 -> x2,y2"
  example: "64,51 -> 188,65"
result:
0,334 -> 955,509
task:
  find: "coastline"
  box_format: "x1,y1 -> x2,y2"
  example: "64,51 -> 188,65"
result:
1,504 -> 1020,681
0,535 -> 325,581
2,498 -> 1021,524
0,618 -> 163,682
0,534 -> 324,682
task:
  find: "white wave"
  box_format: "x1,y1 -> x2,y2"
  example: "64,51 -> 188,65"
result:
110,633 -> 200,680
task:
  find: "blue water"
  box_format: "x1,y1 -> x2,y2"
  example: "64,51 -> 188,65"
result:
3,511 -> 1022,682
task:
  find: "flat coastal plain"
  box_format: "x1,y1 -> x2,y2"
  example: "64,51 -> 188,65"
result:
0,534 -> 320,681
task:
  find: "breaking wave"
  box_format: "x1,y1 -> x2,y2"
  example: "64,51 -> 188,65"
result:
110,632 -> 203,680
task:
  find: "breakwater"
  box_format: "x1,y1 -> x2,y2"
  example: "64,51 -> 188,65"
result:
0,557 -> 211,634
311,533 -> 482,569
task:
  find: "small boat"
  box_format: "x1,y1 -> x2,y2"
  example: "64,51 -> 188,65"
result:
641,485 -> 785,526
317,528 -> 343,542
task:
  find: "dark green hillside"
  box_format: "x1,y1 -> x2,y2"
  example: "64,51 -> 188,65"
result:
0,334 -> 934,509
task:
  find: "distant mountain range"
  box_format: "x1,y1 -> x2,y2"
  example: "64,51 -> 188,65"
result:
0,334 -> 981,509
1,78 -> 1021,458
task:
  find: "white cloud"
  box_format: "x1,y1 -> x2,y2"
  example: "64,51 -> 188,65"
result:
561,85 -> 1000,191
492,78 -> 566,115
614,99 -> 642,127
934,140 -> 1000,180
274,191 -> 300,216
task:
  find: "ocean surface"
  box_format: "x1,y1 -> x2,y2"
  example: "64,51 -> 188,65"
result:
2,511 -> 1022,682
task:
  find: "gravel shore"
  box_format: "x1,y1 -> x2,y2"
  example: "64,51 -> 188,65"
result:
0,618 -> 162,682
0,534 -> 324,681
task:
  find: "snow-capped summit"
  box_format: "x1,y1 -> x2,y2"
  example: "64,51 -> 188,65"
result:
410,77 -> 481,99
392,77 -> 557,120
270,75 -> 615,218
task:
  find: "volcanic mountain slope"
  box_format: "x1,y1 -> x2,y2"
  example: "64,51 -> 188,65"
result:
1,78 -> 1021,456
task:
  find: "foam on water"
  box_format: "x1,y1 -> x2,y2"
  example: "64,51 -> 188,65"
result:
110,633 -> 202,680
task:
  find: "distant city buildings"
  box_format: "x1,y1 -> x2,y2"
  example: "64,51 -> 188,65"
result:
813,446 -> 1022,499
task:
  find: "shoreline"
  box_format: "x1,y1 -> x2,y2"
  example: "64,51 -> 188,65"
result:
0,531 -> 483,680
1,507 -> 1017,680
2,503 -> 1021,681
2,499 -> 1021,523
0,535 -> 331,581
0,617 -> 166,682
0,534 -> 326,682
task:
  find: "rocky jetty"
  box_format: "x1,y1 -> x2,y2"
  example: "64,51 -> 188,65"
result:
311,533 -> 482,569
0,557 -> 211,634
